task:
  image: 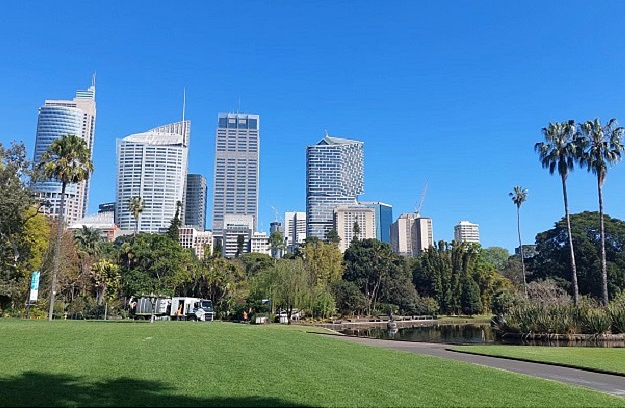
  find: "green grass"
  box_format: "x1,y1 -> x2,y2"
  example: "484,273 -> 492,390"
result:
449,345 -> 625,376
0,320 -> 624,407
437,314 -> 492,323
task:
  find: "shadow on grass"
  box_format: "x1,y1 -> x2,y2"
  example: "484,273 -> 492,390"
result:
0,371 -> 310,407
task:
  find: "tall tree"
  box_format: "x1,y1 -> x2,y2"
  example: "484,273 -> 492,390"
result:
325,229 -> 341,246
269,230 -> 285,259
529,211 -> 625,300
578,118 -> 625,305
127,197 -> 144,236
535,121 -> 580,305
38,134 -> 93,320
509,186 -> 528,298
0,142 -> 48,308
167,200 -> 182,241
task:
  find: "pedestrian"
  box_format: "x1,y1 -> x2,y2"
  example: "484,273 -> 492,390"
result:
242,310 -> 248,323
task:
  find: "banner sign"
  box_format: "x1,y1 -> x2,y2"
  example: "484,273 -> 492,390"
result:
29,271 -> 40,303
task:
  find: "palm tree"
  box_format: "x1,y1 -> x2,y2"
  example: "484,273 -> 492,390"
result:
38,134 -> 93,321
577,118 -> 625,305
509,186 -> 528,298
128,197 -> 144,236
535,120 -> 580,305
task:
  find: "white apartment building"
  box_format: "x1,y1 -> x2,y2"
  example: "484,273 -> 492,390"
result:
179,227 -> 213,259
334,205 -> 376,253
284,211 -> 306,253
454,221 -> 480,244
251,232 -> 271,255
32,80 -> 97,224
115,121 -> 190,233
222,214 -> 254,258
390,213 -> 434,257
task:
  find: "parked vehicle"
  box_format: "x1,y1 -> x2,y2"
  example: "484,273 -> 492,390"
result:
130,297 -> 214,321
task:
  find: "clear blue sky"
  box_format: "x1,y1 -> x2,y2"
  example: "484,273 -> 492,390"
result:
2,1 -> 625,253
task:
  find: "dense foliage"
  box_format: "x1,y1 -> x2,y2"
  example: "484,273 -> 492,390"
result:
528,211 -> 625,300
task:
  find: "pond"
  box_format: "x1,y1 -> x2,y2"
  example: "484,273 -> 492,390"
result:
340,323 -> 625,347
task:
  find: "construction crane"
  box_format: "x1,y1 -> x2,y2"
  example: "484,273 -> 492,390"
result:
270,205 -> 283,223
415,180 -> 428,217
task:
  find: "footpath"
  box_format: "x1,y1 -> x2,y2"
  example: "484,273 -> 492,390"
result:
326,334 -> 625,397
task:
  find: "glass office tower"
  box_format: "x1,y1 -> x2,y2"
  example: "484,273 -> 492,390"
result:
116,121 -> 190,233
306,134 -> 364,240
32,80 -> 96,224
212,113 -> 260,235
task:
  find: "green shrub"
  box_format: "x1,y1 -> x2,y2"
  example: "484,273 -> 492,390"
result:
609,304 -> 625,334
578,307 -> 611,335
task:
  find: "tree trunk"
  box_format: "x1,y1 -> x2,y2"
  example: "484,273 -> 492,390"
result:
516,206 -> 527,298
562,176 -> 579,305
598,176 -> 609,305
48,182 -> 66,321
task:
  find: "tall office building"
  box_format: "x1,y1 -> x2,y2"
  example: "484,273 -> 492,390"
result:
390,213 -> 434,257
454,221 -> 480,244
115,121 -> 190,233
306,134 -> 364,239
212,113 -> 260,235
184,174 -> 207,231
32,79 -> 97,224
284,211 -> 306,253
360,201 -> 392,243
334,205 -> 376,253
222,214 -> 254,258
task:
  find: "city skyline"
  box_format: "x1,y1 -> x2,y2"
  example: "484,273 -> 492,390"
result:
3,2 -> 625,252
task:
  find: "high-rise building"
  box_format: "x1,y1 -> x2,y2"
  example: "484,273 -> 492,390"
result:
306,134 -> 364,240
454,221 -> 480,244
184,174 -> 207,231
284,211 -> 306,253
179,227 -> 213,259
32,79 -> 97,224
390,213 -> 434,257
334,205 -> 376,253
212,113 -> 260,235
115,121 -> 190,233
360,201 -> 392,243
222,214 -> 254,258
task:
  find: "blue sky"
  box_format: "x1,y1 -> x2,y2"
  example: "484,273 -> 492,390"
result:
2,1 -> 625,252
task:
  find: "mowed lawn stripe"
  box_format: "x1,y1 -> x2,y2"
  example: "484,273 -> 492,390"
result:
0,320 -> 623,407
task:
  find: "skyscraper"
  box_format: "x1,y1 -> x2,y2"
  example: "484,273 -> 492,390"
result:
454,221 -> 480,244
32,79 -> 97,224
333,205 -> 376,253
184,174 -> 207,231
360,201 -> 393,243
306,134 -> 364,240
390,213 -> 434,257
284,211 -> 306,253
212,113 -> 260,235
115,121 -> 190,233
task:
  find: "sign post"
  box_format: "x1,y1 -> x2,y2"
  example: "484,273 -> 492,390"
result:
26,271 -> 40,319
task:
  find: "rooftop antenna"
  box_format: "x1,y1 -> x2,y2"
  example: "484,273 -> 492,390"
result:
181,87 -> 187,144
325,129 -> 329,137
91,72 -> 96,87
415,180 -> 428,217
237,97 -> 241,114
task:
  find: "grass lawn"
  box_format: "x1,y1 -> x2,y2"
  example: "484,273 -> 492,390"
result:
449,345 -> 625,376
1,320 -> 624,407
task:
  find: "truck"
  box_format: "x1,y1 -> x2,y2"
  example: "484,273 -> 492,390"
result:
130,296 -> 215,322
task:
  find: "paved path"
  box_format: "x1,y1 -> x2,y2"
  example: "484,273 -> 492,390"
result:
326,335 -> 625,397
